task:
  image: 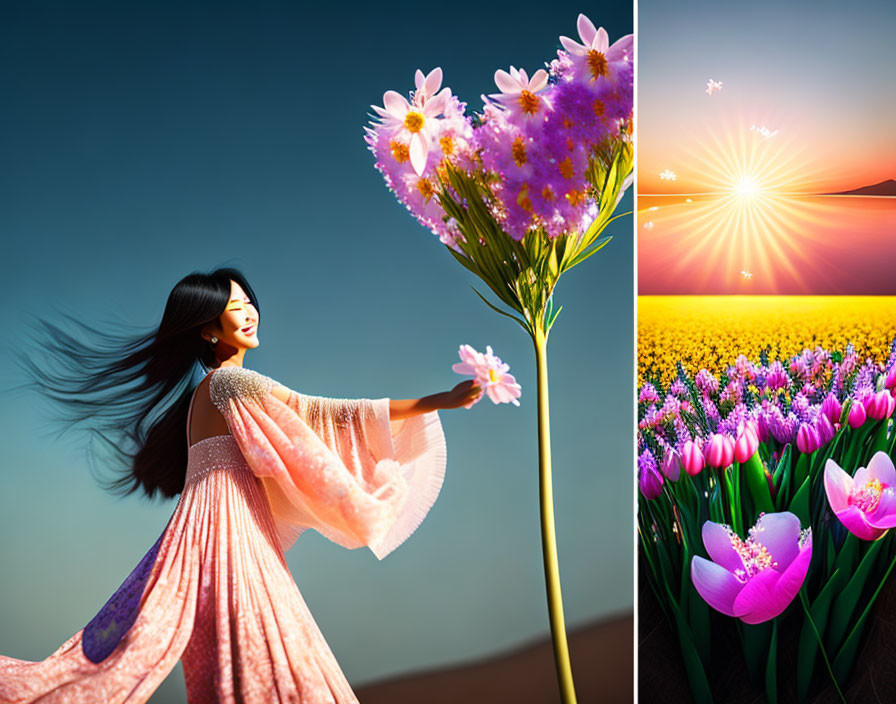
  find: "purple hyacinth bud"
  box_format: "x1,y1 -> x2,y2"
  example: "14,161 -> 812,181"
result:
661,448 -> 682,482
821,393 -> 842,424
848,400 -> 867,429
638,450 -> 664,500
766,361 -> 790,391
796,423 -> 820,454
639,383 -> 660,404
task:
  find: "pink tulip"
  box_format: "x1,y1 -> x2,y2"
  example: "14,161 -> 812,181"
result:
733,426 -> 759,464
681,440 -> 705,477
824,453 -> 896,541
796,424 -> 820,454
816,415 -> 836,445
821,393 -> 842,424
704,433 -> 735,468
864,390 -> 896,421
691,512 -> 812,624
661,448 -> 682,482
885,367 -> 896,391
848,401 -> 867,429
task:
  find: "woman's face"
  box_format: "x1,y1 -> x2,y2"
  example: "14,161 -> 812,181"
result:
203,280 -> 259,351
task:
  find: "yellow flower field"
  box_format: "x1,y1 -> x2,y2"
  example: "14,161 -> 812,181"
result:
638,296 -> 896,387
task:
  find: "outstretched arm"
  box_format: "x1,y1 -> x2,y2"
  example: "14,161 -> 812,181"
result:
269,379 -> 482,420
389,380 -> 481,419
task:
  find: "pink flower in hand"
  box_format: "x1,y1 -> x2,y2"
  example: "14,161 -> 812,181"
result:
824,453 -> 896,541
691,512 -> 812,624
452,344 -> 522,408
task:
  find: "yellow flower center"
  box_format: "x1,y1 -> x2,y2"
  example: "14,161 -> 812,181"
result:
512,137 -> 527,166
517,185 -> 533,212
565,189 -> 586,207
390,140 -> 410,163
404,111 -> 425,133
851,478 -> 886,513
488,369 -> 499,383
439,135 -> 455,155
587,50 -> 609,80
558,156 -> 575,180
518,90 -> 540,115
417,178 -> 435,202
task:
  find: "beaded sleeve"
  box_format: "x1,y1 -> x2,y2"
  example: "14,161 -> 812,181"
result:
209,366 -> 447,559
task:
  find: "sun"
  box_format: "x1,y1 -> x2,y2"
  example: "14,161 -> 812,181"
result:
733,175 -> 760,197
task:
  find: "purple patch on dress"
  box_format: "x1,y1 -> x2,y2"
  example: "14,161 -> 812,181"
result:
82,532 -> 163,663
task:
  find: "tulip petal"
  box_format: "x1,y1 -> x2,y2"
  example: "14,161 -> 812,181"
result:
733,568 -> 780,624
868,451 -> 896,486
691,557 -> 742,617
834,506 -> 886,541
824,459 -> 853,513
594,26 -> 609,52
868,488 -> 896,528
771,537 -> 812,614
753,512 -> 800,571
452,363 -> 476,375
414,69 -> 425,91
854,464 -> 872,486
701,522 -> 745,574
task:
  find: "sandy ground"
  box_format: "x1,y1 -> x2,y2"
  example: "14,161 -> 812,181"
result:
355,613 -> 633,704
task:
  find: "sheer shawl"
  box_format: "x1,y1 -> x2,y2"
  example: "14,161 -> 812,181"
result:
209,366 -> 447,559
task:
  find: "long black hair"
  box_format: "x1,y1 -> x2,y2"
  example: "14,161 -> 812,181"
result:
14,266 -> 259,499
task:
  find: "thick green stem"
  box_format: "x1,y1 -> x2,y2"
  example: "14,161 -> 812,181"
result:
533,326 -> 577,703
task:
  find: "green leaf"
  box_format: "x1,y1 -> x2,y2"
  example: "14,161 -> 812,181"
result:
741,621 -> 773,686
832,547 -> 896,684
665,578 -> 714,704
566,234 -> 614,270
826,538 -> 884,653
765,620 -> 778,704
744,453 -> 775,516
789,477 -> 811,528
796,570 -> 846,702
469,286 -> 530,335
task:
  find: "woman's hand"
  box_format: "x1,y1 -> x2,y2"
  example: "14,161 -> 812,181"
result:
388,380 -> 483,419
440,380 -> 483,409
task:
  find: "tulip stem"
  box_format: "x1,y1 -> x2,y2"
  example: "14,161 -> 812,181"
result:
799,589 -> 847,704
533,326 -> 577,703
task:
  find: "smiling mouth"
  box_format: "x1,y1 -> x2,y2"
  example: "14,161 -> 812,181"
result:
242,325 -> 256,335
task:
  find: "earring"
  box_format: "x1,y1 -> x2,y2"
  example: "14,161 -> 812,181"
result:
210,336 -> 218,345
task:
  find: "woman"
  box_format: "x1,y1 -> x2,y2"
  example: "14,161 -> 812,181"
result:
0,266 -> 480,703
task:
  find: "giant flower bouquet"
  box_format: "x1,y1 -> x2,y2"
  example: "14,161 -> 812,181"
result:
638,340 -> 896,703
366,14 -> 632,703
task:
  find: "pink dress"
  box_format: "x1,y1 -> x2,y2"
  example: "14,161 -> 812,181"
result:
0,366 -> 446,703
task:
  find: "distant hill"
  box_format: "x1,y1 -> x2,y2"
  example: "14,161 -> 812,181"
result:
828,179 -> 896,196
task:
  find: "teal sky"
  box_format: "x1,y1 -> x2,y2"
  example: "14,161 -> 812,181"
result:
0,2 -> 633,700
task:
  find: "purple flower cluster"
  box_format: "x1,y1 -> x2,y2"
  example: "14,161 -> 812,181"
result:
366,14 -> 633,246
637,342 -> 896,498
